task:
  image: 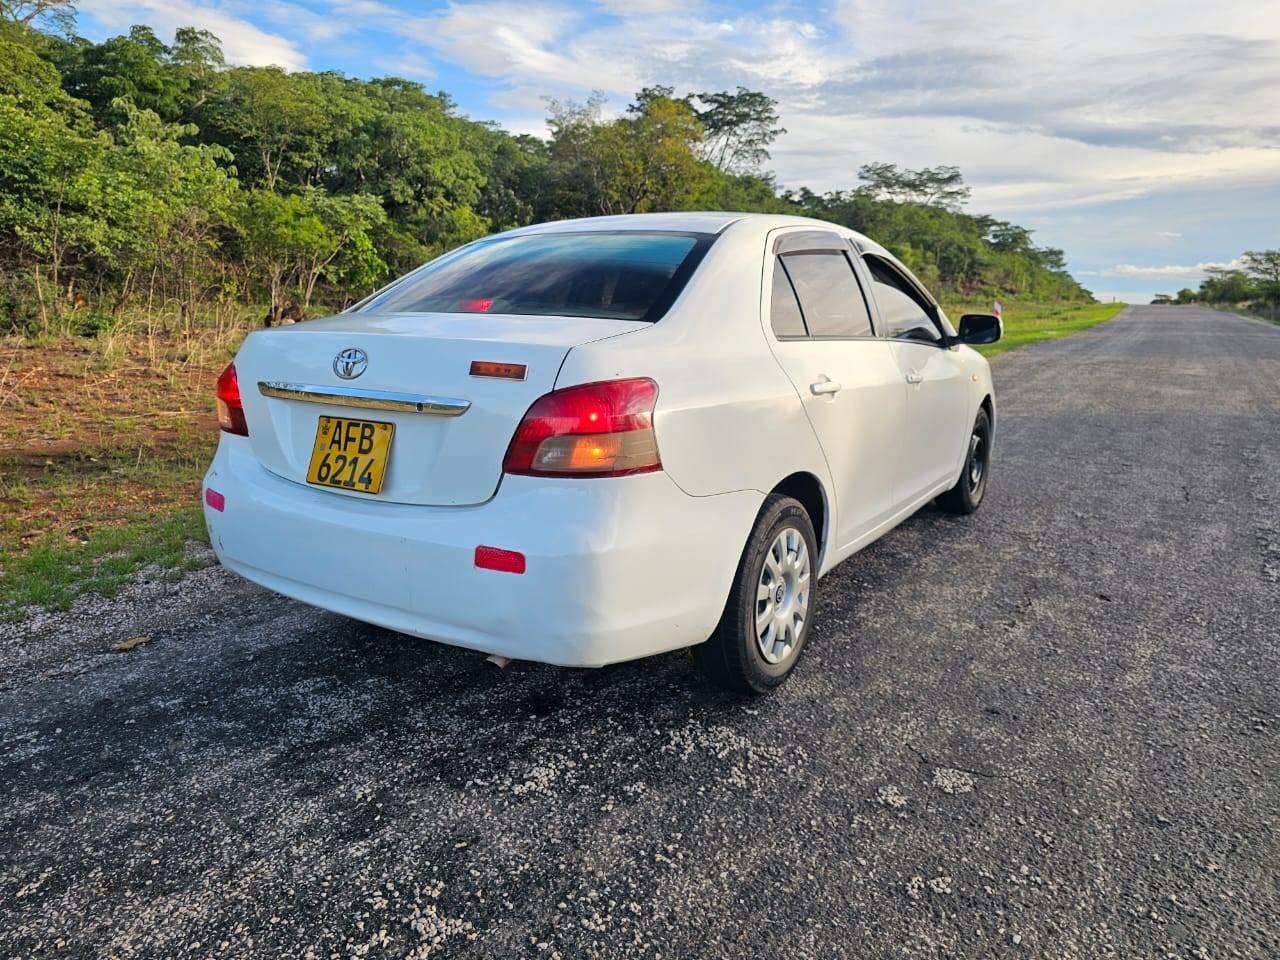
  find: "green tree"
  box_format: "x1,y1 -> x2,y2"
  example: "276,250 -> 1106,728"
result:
1198,267 -> 1254,304
1241,250 -> 1280,305
0,36 -> 111,324
690,86 -> 784,173
168,27 -> 224,112
237,188 -> 386,311
544,91 -> 708,217
107,102 -> 240,319
857,162 -> 971,211
58,25 -> 187,126
197,66 -> 327,191
0,0 -> 76,33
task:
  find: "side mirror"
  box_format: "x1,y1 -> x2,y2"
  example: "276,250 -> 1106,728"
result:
957,313 -> 1003,345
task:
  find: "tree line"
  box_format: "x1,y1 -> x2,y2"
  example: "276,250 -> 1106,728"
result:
1156,251 -> 1280,311
0,7 -> 1091,335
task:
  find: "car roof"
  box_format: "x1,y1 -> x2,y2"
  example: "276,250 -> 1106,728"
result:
501,212 -> 747,236
498,212 -> 889,256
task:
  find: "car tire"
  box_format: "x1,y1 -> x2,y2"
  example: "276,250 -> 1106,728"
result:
937,406 -> 992,515
693,493 -> 818,694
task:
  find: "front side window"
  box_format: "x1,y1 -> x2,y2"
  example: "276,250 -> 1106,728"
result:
780,252 -> 874,338
865,256 -> 941,343
358,231 -> 713,322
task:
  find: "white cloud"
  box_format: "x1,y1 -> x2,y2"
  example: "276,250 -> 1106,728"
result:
81,0 -> 309,69
593,0 -> 693,12
1081,260 -> 1243,279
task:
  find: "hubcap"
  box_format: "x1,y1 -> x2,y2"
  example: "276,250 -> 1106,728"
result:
755,527 -> 810,665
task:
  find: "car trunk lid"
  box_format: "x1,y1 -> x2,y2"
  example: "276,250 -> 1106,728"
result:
234,311 -> 643,505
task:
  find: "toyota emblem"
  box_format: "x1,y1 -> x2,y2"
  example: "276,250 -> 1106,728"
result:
333,347 -> 368,380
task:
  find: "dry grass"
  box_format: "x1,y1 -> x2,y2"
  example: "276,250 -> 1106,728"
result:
0,308 -> 258,618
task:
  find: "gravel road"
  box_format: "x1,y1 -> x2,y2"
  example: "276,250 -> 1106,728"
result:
3,305 -> 1278,959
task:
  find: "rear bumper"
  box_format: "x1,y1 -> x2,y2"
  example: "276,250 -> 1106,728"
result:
202,435 -> 760,667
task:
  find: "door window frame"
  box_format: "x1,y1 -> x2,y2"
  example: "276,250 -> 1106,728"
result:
765,230 -> 879,343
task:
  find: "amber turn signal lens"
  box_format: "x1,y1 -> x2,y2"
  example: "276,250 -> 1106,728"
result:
470,360 -> 528,380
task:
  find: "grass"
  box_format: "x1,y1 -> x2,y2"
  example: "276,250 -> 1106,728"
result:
940,300 -> 1127,357
0,297 -> 1126,622
0,313 -> 255,621
0,508 -> 208,618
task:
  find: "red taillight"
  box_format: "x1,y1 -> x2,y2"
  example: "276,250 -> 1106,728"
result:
216,362 -> 248,436
502,378 -> 661,478
475,545 -> 526,574
204,487 -> 226,512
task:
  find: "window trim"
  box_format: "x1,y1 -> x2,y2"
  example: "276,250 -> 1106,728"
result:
770,248 -> 879,342
769,257 -> 809,338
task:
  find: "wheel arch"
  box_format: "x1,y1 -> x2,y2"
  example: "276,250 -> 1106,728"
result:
770,471 -> 829,566
980,392 -> 995,439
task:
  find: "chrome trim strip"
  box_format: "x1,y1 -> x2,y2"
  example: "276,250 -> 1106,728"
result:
257,381 -> 470,416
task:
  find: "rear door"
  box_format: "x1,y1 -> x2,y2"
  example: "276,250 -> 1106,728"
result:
862,254 -> 971,502
763,231 -> 906,551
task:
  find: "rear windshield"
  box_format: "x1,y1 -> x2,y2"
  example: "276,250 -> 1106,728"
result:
357,231 -> 716,322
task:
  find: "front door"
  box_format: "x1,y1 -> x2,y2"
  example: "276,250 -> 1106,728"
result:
863,254 -> 971,502
763,240 -> 907,551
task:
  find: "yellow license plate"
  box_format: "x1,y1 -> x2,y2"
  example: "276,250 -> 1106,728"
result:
306,416 -> 395,495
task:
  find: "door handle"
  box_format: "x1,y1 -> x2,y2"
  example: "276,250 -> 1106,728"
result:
905,371 -> 923,385
810,379 -> 843,396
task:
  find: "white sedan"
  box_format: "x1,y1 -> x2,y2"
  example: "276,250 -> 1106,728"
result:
203,213 -> 1000,692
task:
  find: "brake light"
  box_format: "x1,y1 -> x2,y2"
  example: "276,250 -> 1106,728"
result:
503,378 -> 661,478
216,362 -> 248,436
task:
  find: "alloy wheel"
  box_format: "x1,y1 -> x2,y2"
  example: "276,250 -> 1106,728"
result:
754,526 -> 810,664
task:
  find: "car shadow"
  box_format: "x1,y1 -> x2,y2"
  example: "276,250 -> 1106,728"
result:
3,498 -> 970,804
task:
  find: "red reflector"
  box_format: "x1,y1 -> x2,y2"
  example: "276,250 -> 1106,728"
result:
205,488 -> 226,512
470,360 -> 527,380
460,298 -> 494,312
475,545 -> 525,574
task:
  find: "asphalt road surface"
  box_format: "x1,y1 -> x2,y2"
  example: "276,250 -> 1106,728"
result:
3,306 -> 1278,959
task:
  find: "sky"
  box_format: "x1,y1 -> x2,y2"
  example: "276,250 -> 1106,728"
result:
74,0 -> 1280,303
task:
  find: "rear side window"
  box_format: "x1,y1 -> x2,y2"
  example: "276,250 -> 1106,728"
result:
770,260 -> 807,337
780,252 -> 874,338
358,231 -> 714,322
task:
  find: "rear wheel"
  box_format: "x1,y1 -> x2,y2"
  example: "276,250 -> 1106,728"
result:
938,407 -> 991,515
694,494 -> 818,694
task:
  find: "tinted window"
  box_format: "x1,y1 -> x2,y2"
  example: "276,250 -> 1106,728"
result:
780,252 -> 874,338
770,260 -> 807,337
865,256 -> 940,342
358,232 -> 712,322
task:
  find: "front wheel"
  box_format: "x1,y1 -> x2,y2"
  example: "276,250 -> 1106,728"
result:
693,494 -> 818,694
937,407 -> 992,515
